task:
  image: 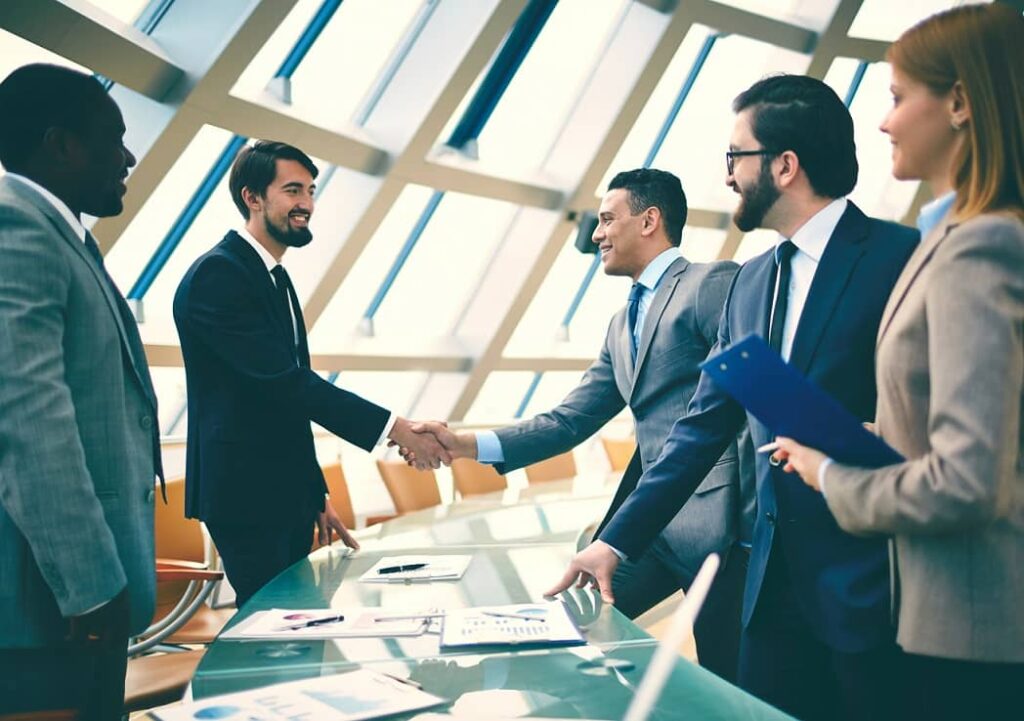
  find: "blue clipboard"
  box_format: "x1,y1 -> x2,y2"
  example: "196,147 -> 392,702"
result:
700,334 -> 903,468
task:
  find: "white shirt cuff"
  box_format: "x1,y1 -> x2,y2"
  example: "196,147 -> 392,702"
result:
605,543 -> 627,561
818,457 -> 834,498
474,431 -> 505,463
375,412 -> 397,447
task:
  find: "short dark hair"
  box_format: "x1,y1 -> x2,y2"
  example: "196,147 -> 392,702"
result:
229,140 -> 319,219
0,64 -> 109,172
606,168 -> 688,246
733,74 -> 858,198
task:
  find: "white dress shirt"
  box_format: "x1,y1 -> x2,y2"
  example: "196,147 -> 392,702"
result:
236,229 -> 395,446
771,198 -> 847,363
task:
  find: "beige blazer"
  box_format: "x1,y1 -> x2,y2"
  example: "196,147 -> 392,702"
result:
825,210 -> 1024,662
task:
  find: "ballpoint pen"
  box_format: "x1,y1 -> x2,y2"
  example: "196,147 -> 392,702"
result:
377,563 -> 429,574
481,611 -> 547,622
276,613 -> 345,631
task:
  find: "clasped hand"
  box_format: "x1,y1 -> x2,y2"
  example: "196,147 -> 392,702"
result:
389,420 -> 478,469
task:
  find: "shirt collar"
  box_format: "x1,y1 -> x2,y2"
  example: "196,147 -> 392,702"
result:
5,172 -> 86,243
636,247 -> 680,292
238,228 -> 279,273
781,197 -> 848,263
916,191 -> 956,237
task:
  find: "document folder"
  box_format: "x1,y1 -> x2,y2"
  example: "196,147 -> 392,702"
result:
700,334 -> 903,468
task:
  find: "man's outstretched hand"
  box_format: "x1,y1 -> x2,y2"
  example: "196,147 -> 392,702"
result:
388,417 -> 452,470
393,421 -> 477,467
545,540 -> 620,604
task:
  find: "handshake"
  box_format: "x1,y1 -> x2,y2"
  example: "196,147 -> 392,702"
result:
387,418 -> 478,470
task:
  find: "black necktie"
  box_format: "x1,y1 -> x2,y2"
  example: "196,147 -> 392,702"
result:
627,283 -> 643,361
270,264 -> 309,366
769,240 -> 796,355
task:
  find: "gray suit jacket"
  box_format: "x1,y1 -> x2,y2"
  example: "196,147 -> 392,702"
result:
0,176 -> 159,648
495,256 -> 754,571
825,211 -> 1024,662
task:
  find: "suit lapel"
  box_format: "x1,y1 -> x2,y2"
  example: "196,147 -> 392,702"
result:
877,211 -> 956,345
10,180 -> 157,410
224,232 -> 296,350
632,258 -> 687,388
788,203 -> 868,375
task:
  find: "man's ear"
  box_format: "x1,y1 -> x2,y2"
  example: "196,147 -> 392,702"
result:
241,186 -> 263,214
41,126 -> 80,166
641,206 -> 661,237
776,150 -> 800,189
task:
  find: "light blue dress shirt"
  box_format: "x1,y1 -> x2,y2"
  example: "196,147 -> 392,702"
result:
475,248 -> 681,464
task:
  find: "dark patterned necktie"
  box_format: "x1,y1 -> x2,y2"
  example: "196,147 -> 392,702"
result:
769,240 -> 797,355
626,283 -> 643,361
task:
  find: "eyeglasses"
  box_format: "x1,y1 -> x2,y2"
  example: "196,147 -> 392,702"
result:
726,149 -> 775,176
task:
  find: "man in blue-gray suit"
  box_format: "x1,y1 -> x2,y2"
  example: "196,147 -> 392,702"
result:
413,169 -> 753,681
550,76 -> 919,721
0,65 -> 161,719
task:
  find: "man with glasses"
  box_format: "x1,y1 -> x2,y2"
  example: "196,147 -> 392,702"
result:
549,75 -> 920,720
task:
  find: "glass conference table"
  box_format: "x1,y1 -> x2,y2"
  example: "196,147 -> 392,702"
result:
185,477 -> 793,720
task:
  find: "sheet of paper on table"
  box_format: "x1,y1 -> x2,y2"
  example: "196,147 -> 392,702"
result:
218,607 -> 432,640
150,668 -> 445,721
359,555 -> 472,583
439,600 -> 585,650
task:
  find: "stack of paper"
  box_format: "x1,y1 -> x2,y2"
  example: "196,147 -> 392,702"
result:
218,607 -> 432,641
440,601 -> 585,650
151,669 -> 445,721
359,555 -> 472,583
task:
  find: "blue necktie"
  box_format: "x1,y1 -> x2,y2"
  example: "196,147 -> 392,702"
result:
627,283 -> 643,361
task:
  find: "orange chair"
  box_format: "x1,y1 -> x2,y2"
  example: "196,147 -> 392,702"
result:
376,459 -> 442,514
149,476 -> 232,645
601,436 -> 636,472
524,451 -> 577,484
318,463 -> 394,538
451,459 -> 507,497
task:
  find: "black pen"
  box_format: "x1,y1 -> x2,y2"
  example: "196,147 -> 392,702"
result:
277,613 -> 345,631
377,563 -> 429,575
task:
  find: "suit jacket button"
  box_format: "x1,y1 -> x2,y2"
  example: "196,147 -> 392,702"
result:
140,415 -> 153,430
146,489 -> 155,503
765,512 -> 776,525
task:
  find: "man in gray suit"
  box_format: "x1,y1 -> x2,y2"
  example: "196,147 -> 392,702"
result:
412,168 -> 753,681
0,65 -> 160,719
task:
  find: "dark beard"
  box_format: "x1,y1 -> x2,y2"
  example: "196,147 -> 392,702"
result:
733,159 -> 780,232
265,214 -> 313,248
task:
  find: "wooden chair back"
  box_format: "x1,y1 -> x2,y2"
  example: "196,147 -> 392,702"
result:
321,463 -> 356,529
524,451 -> 577,484
601,436 -> 635,471
375,460 -> 441,514
451,459 -> 506,497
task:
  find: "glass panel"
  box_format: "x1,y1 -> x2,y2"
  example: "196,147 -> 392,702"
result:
0,29 -> 89,85
82,0 -> 153,25
449,0 -> 629,174
330,371 -> 428,417
521,371 -> 591,418
732,228 -> 778,264
847,62 -> 921,220
312,189 -> 518,345
233,0 -> 424,129
847,0 -> 980,42
647,33 -> 809,212
682,227 -> 728,263
709,0 -> 842,31
597,24 -> 712,192
821,56 -> 862,100
463,372 -> 536,424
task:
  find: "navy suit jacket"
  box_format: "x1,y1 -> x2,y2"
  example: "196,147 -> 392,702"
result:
173,231 -> 390,525
601,203 -> 919,653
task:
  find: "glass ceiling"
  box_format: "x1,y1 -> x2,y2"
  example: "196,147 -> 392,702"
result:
0,0 -> 990,438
